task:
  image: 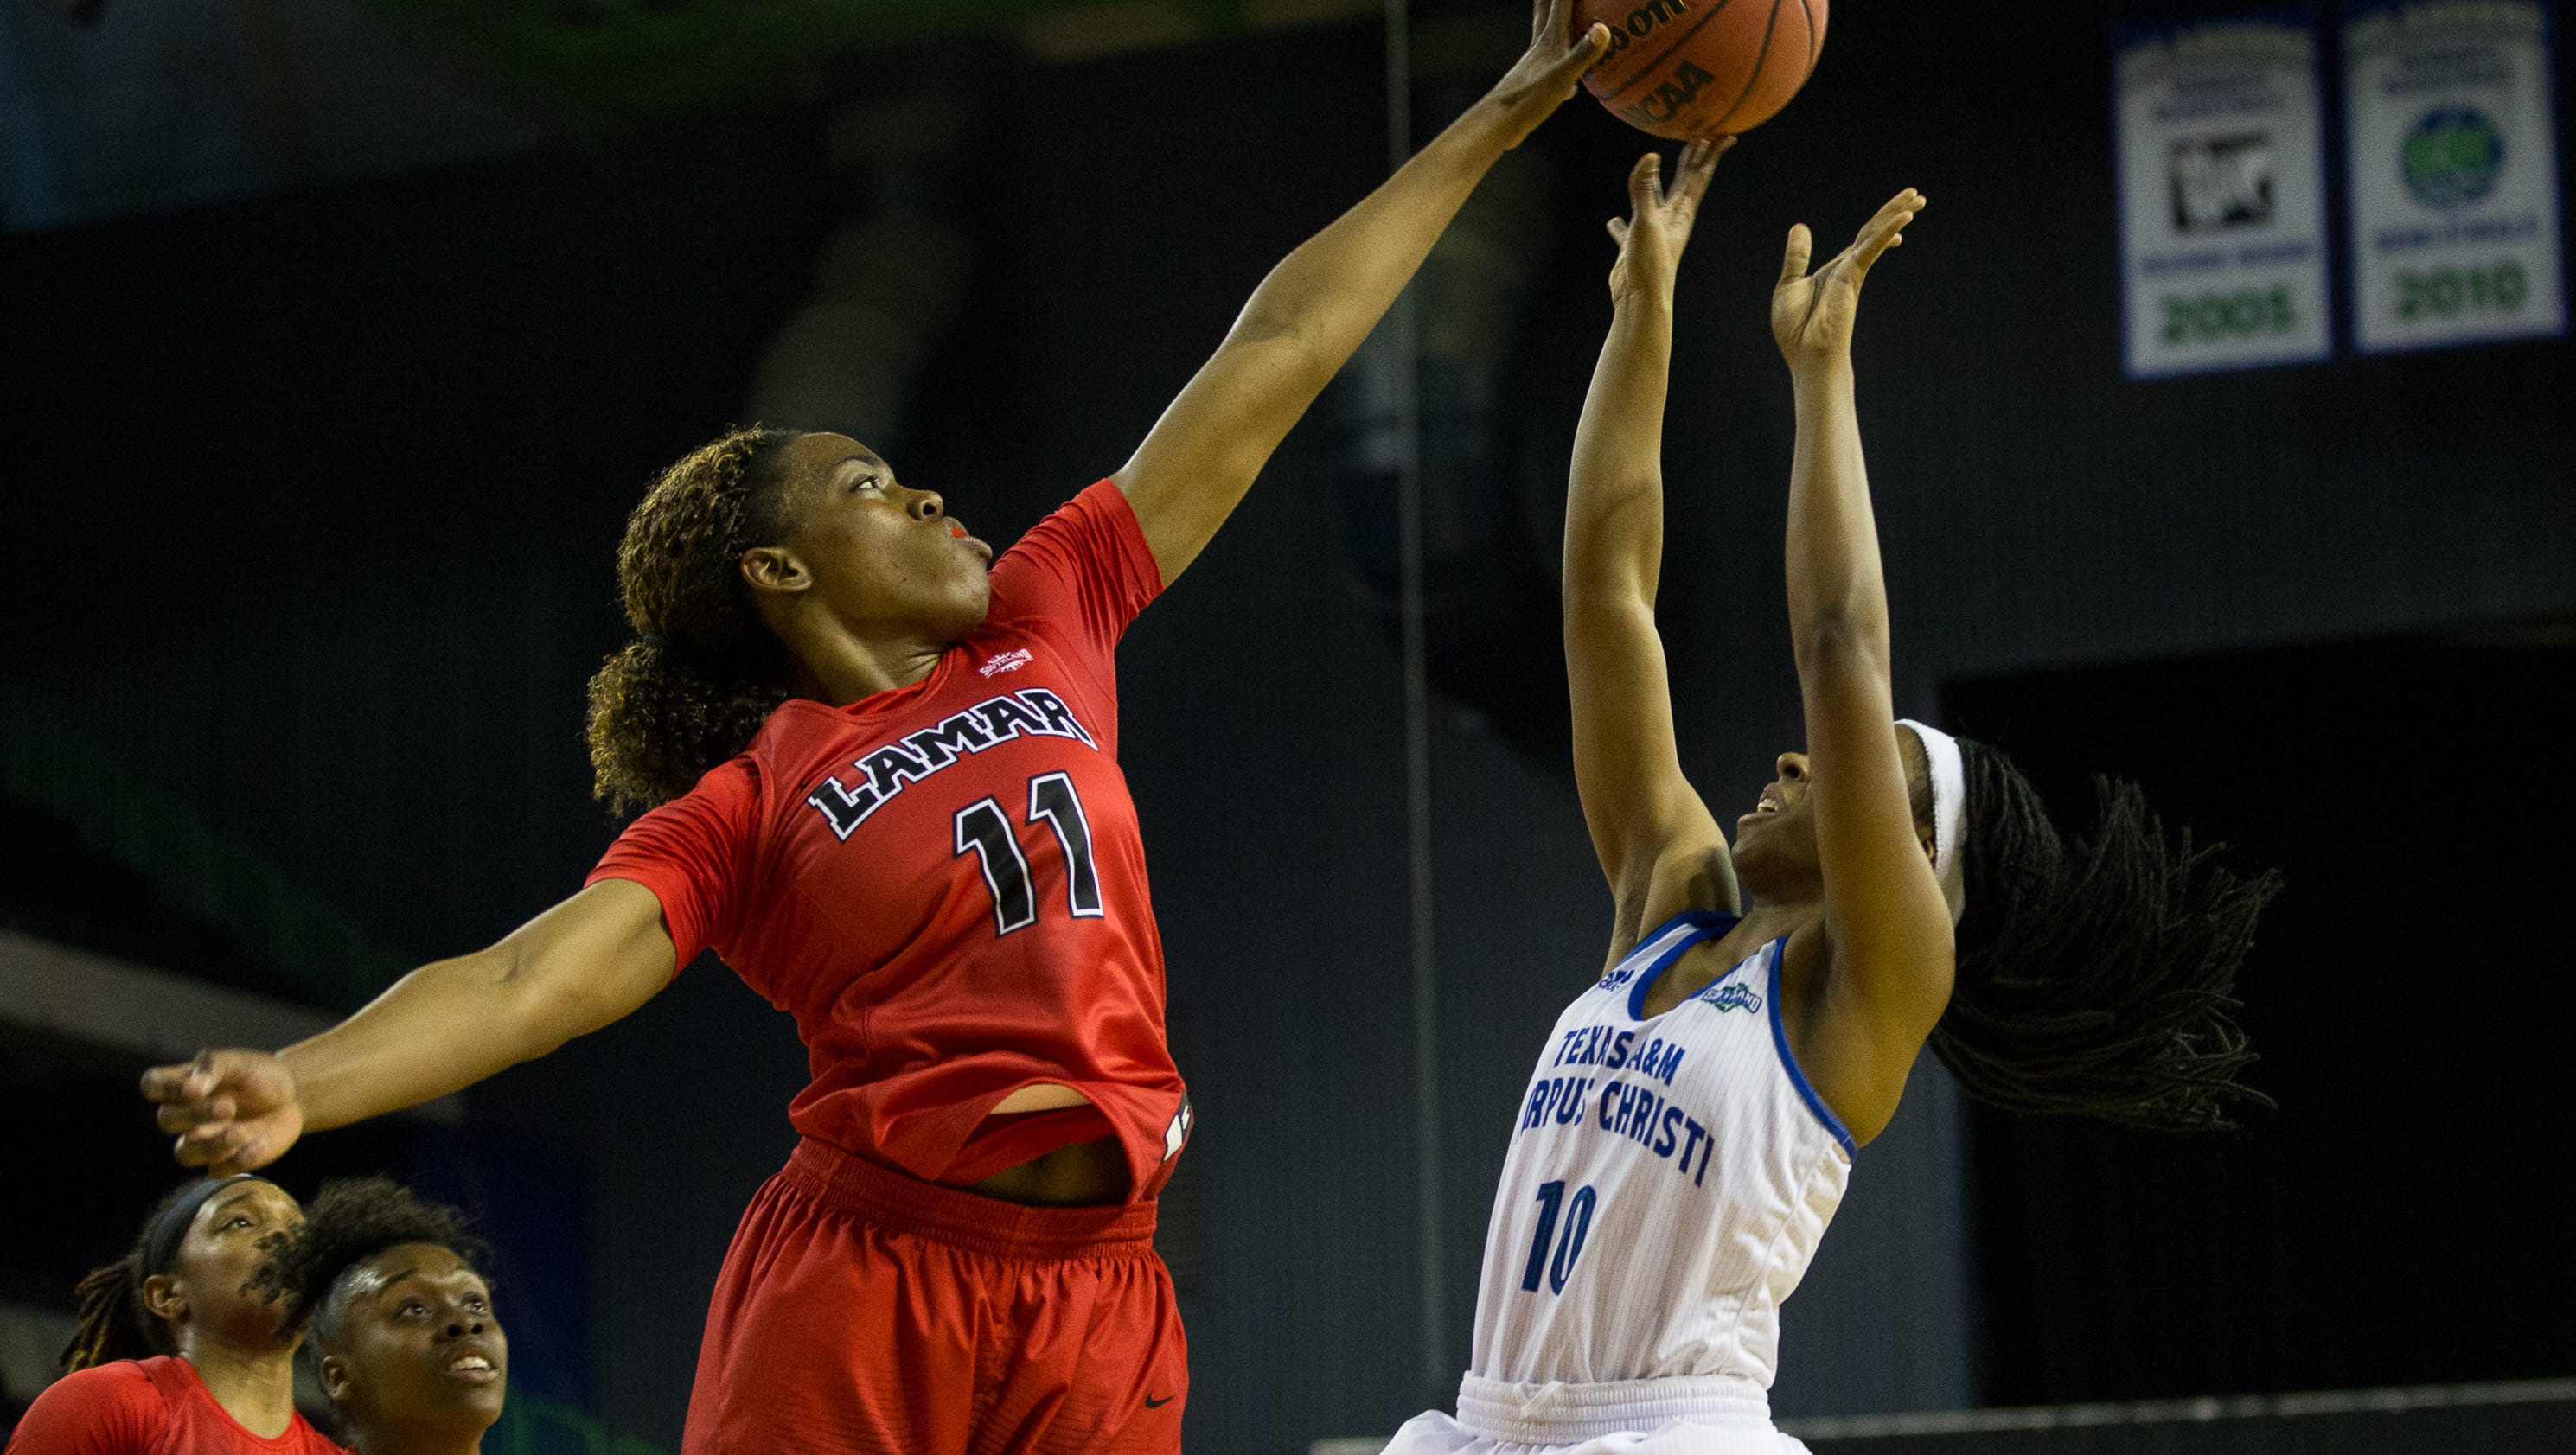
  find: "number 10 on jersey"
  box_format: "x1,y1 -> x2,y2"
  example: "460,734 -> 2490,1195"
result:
955,772 -> 1103,935
1520,1179 -> 1597,1295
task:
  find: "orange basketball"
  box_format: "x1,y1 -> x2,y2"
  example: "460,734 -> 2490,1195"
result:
1576,0 -> 1827,139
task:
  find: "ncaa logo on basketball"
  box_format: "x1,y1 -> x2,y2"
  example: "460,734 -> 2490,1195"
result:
1627,60 -> 1718,128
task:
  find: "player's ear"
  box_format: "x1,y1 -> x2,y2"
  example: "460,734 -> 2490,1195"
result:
740,546 -> 811,597
141,1273 -> 187,1324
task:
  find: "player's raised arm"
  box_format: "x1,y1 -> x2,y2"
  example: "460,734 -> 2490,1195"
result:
138,878 -> 676,1174
1768,189 -> 1956,1088
1112,0 -> 1610,584
1564,139 -> 1738,951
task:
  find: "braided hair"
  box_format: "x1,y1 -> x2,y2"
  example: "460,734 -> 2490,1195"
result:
586,425 -> 804,814
59,1178 -> 277,1371
1927,739 -> 2279,1131
257,1178 -> 491,1343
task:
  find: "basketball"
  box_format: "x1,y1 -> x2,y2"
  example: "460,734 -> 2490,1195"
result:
1576,0 -> 1828,139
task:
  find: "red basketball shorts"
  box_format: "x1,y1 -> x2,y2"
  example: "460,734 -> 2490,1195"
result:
681,1137 -> 1186,1455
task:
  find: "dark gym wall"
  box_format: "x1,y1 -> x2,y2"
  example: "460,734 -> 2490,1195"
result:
3,2 -> 2569,1450
1945,632 -> 2576,1407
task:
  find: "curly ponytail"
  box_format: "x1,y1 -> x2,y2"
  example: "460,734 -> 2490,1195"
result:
586,425 -> 803,814
1927,739 -> 2281,1132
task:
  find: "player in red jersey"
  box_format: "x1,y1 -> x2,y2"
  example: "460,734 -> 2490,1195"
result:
137,4 -> 1618,1451
7,1176 -> 343,1455
262,1179 -> 508,1455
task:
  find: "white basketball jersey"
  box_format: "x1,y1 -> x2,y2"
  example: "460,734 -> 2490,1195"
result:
1467,912 -> 1854,1390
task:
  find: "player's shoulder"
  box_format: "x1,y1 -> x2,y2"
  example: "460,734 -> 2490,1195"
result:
14,1357 -> 171,1439
1013,477 -> 1135,541
988,481 -> 1158,604
619,748 -> 765,827
57,1356 -> 166,1397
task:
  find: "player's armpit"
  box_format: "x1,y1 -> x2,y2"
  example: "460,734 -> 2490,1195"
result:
1602,836 -> 1737,969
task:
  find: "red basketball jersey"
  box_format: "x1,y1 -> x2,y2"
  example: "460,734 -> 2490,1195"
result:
587,481 -> 1192,1198
4,1356 -> 344,1455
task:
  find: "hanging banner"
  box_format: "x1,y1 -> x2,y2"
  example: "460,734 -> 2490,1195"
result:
2344,1 -> 2566,353
2115,12 -> 2335,377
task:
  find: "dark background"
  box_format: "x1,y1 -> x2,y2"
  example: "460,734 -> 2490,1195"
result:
3,1 -> 2572,1449
1947,630 -> 2576,1404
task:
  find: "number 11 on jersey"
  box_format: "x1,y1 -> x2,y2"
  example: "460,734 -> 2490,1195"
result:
955,772 -> 1104,935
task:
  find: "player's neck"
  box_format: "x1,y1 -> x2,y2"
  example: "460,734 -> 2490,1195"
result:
1733,898 -> 1820,948
349,1425 -> 484,1455
793,629 -> 949,705
179,1337 -> 298,1439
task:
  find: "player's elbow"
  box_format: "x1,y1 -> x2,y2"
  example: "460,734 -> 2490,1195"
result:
480,943 -> 604,1062
1791,611 -> 1887,681
1224,300 -> 1333,380
1563,582 -> 1657,634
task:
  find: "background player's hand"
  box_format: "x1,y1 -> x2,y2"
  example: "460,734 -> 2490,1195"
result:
1606,137 -> 1733,306
1480,0 -> 1614,147
141,1049 -> 304,1175
1771,188 -> 1926,373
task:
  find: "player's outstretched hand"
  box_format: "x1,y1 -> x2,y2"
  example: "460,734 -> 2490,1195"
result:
140,1049 -> 304,1176
1607,137 -> 1734,306
1482,0 -> 1614,147
1771,188 -> 1927,372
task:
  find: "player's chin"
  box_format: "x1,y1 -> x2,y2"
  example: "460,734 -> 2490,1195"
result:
1726,828 -> 1780,877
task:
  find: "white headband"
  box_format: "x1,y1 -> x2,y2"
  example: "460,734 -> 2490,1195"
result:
1898,719 -> 1968,923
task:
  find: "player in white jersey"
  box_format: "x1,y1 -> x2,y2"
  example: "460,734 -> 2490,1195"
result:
1388,144 -> 2279,1455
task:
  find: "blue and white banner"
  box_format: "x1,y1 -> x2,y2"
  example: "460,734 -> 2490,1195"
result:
2115,13 -> 2335,377
2343,1 -> 2566,353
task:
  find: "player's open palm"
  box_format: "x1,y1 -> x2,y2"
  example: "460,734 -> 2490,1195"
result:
141,1048 -> 304,1176
1772,188 -> 1926,369
1608,137 -> 1732,305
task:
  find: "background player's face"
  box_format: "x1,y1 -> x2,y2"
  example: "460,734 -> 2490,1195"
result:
1730,726 -> 1937,899
319,1242 -> 508,1443
757,431 -> 994,648
142,1179 -> 304,1353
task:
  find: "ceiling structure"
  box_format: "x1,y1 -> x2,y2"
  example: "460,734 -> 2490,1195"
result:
348,0 -> 1380,117
2,0 -> 1382,231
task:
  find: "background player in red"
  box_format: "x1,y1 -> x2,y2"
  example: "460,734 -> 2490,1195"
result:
136,3 -> 1617,1450
260,1178 -> 509,1455
7,1175 -> 342,1455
